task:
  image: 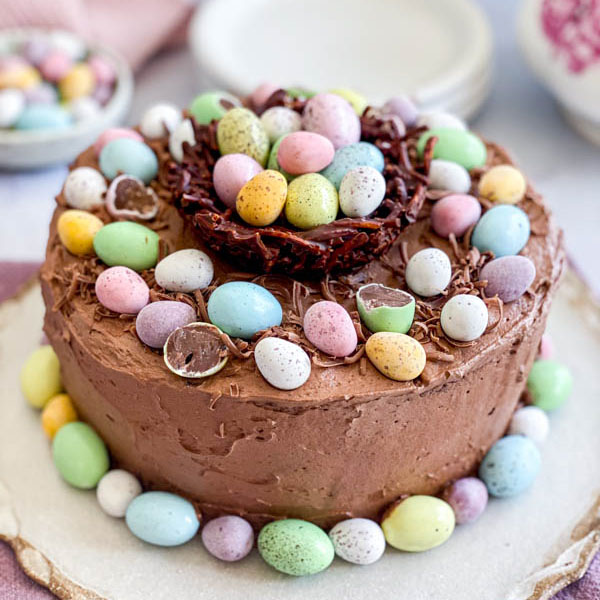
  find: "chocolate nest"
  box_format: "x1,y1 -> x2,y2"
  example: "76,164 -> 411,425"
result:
169,93 -> 435,276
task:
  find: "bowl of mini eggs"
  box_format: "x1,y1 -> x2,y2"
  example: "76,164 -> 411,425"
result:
0,29 -> 133,170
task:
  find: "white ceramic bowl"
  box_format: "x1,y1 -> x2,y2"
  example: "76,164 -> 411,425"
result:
0,29 -> 133,170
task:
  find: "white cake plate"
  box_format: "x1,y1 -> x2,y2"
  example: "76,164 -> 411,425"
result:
0,271 -> 599,600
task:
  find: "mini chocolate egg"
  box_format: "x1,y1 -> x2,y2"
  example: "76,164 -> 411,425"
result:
94,128 -> 143,157
303,300 -> 357,357
93,222 -> 159,271
207,282 -> 282,339
417,128 -> 487,170
97,469 -> 142,518
59,63 -> 95,101
286,87 -> 317,99
365,332 -> 426,381
285,173 -> 339,229
250,82 -> 279,110
428,159 -> 472,193
95,266 -> 150,314
302,93 -> 361,149
267,135 -> 296,182
217,107 -> 270,166
155,249 -> 214,293
136,301 -> 197,348
93,82 -> 113,106
164,322 -> 229,378
417,111 -> 466,131
20,346 -> 62,409
99,138 -> 158,184
382,495 -> 455,552
320,141 -> 385,189
24,82 -> 57,105
201,516 -> 254,562
508,405 -> 550,444
430,193 -> 481,238
22,37 -> 51,66
479,164 -> 527,205
48,31 -> 86,60
441,477 -> 488,525
57,209 -> 104,256
169,118 -> 195,163
126,491 -> 200,546
254,337 -> 311,390
69,97 -> 101,121
41,393 -> 77,439
260,106 -> 302,143
0,88 -> 25,127
105,174 -> 159,220
480,255 -> 536,302
140,102 -> 182,138
39,49 -> 72,82
236,170 -> 287,226
329,88 -> 368,116
339,165 -> 386,217
539,333 -> 553,359
87,55 -> 116,86
15,103 -> 72,130
440,294 -> 488,342
405,248 -> 452,297
188,91 -> 241,125
277,131 -> 335,175
63,167 -> 106,210
356,283 -> 415,334
258,518 -> 334,576
471,205 -> 530,257
382,95 -> 419,127
527,359 -> 573,412
0,64 -> 41,89
328,518 -> 386,565
213,153 -> 264,208
479,435 -> 541,498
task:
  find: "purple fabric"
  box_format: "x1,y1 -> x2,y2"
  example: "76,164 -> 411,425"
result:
0,261 -> 597,598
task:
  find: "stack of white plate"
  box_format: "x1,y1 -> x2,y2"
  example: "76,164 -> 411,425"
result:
189,0 -> 493,122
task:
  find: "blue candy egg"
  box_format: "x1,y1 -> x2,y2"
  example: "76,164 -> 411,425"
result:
320,142 -> 385,189
478,435 -> 541,498
207,281 -> 282,339
471,205 -> 530,257
99,138 -> 159,184
14,103 -> 72,130
125,491 -> 199,546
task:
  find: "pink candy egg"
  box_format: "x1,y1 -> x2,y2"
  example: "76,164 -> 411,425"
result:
94,128 -> 143,157
39,49 -> 73,82
95,266 -> 149,314
213,153 -> 264,209
479,255 -> 536,303
87,55 -> 116,86
430,193 -> 482,238
303,300 -> 357,357
302,93 -> 361,149
441,477 -> 488,524
250,82 -> 279,111
201,515 -> 254,562
539,333 -> 553,359
277,131 -> 335,175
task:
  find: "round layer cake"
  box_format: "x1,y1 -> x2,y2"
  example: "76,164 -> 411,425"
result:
40,91 -> 564,529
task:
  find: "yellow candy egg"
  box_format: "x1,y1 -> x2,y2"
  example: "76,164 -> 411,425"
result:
217,107 -> 270,166
0,65 -> 41,90
57,209 -> 104,256
285,173 -> 338,230
329,88 -> 368,115
365,332 -> 426,381
41,393 -> 78,439
236,170 -> 287,227
20,346 -> 62,409
381,495 -> 455,552
59,63 -> 95,101
478,164 -> 527,205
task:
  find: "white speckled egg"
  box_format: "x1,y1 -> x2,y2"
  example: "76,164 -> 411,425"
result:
155,249 -> 214,293
508,405 -> 549,444
428,159 -> 471,193
140,103 -> 182,139
254,337 -> 311,390
440,294 -> 488,341
169,118 -> 195,163
69,97 -> 101,122
417,111 -> 466,131
96,469 -> 142,518
328,518 -> 386,565
339,166 -> 386,218
260,106 -> 301,144
63,166 -> 107,210
0,88 -> 25,127
405,248 -> 452,297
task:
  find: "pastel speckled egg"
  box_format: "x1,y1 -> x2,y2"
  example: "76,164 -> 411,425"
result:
57,209 -> 104,256
479,164 -> 527,205
188,91 -> 240,125
430,193 -> 481,238
139,103 -> 182,139
382,95 -> 419,127
217,107 -> 270,166
93,222 -> 159,272
213,153 -> 263,208
471,205 -> 530,257
24,82 -> 57,105
169,118 -> 196,163
441,477 -> 488,525
236,170 -> 287,226
20,346 -> 62,409
405,248 -> 452,297
285,173 -> 339,229
303,301 -> 357,357
207,281 -> 282,339
527,359 -> 573,412
105,175 -> 159,221
508,406 -> 550,444
15,103 -> 72,130
320,141 -> 385,190
126,491 -> 200,547
70,97 -> 101,122
417,111 -> 466,131
87,55 -> 116,86
136,301 -> 197,348
479,256 -> 536,303
97,469 -> 142,518
0,88 -> 25,127
0,64 -> 41,89
260,106 -> 302,143
100,139 -> 158,184
39,49 -> 72,82
201,516 -> 254,562
41,393 -> 77,439
539,333 -> 553,359
155,249 -> 214,293
302,92 -> 361,149
428,159 -> 471,193
382,496 -> 455,552
95,266 -> 149,314
328,518 -> 386,565
254,337 -> 311,390
329,88 -> 368,116
356,283 -> 415,334
277,131 -> 334,175
440,294 -> 488,342
339,165 -> 386,217
366,332 -> 426,381
52,422 -> 109,489
94,128 -> 143,157
267,135 -> 295,182
250,82 -> 279,110
63,167 -> 107,210
258,519 -> 334,576
59,63 -> 95,101
417,128 -> 487,170
479,435 -> 541,498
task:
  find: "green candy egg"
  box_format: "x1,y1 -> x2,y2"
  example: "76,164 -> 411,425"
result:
93,222 -> 160,272
527,359 -> 573,411
217,107 -> 270,166
258,519 -> 334,576
188,91 -> 240,125
53,422 -> 109,489
356,283 -> 415,334
286,87 -> 317,100
267,135 -> 296,182
285,173 -> 338,230
417,128 -> 487,170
